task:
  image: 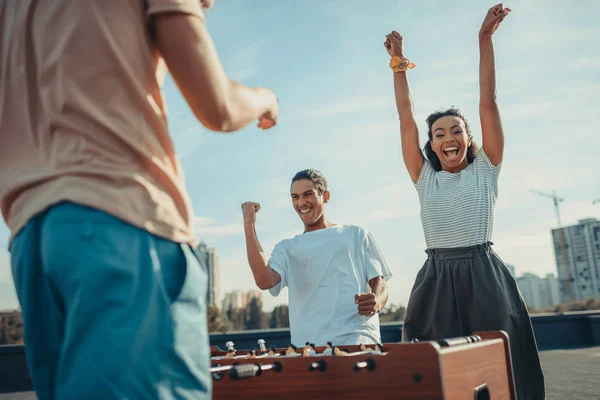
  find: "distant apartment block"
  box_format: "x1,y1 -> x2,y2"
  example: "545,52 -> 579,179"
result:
516,273 -> 561,310
552,218 -> 600,303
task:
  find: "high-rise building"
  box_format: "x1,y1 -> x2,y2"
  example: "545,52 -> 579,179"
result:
552,218 -> 600,303
516,273 -> 561,310
222,290 -> 263,311
195,242 -> 221,309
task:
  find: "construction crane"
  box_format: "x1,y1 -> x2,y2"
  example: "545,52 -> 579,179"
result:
530,189 -> 572,301
530,190 -> 564,227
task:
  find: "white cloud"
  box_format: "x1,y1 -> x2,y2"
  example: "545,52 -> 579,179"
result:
193,215 -> 250,237
302,96 -> 390,118
429,56 -> 470,70
227,40 -> 269,82
571,56 -> 600,69
501,100 -> 564,120
336,180 -> 419,225
506,24 -> 600,56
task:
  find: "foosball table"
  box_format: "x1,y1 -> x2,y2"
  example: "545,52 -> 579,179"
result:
209,331 -> 515,399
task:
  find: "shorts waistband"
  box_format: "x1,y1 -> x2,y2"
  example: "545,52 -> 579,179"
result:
425,242 -> 493,260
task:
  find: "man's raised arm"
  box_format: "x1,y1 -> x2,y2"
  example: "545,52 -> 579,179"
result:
241,202 -> 281,290
154,13 -> 278,132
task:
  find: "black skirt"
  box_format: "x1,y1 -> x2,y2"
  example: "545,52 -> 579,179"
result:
402,243 -> 546,400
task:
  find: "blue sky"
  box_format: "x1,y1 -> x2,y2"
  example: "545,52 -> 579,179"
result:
1,0 -> 599,311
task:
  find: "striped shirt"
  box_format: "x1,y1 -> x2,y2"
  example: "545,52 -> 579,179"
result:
415,149 -> 501,249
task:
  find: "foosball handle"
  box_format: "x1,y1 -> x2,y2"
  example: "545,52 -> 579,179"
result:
229,364 -> 261,380
438,335 -> 481,347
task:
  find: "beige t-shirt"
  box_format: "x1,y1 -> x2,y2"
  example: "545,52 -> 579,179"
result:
0,0 -> 204,245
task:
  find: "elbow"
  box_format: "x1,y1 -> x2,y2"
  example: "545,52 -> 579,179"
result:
198,105 -> 238,133
254,273 -> 274,290
194,88 -> 239,132
255,279 -> 272,291
203,119 -> 235,133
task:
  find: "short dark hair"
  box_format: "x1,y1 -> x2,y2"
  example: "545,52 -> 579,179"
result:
291,169 -> 328,194
424,107 -> 478,172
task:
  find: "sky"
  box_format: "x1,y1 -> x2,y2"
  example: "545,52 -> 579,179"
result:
1,0 -> 599,312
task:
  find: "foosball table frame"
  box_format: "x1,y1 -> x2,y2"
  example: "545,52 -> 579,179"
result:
209,330 -> 515,399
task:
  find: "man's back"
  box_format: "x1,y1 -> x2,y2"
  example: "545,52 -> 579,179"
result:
2,2 -> 279,398
0,0 -> 199,244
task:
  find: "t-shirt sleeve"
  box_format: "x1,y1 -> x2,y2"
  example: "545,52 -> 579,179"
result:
362,229 -> 393,282
267,241 -> 289,297
474,147 -> 502,196
146,0 -> 205,20
414,158 -> 436,192
475,147 -> 502,174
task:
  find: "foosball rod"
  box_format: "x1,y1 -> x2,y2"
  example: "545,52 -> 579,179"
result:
346,350 -> 379,357
210,365 -> 233,374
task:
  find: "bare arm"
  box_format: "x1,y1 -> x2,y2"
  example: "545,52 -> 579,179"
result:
242,202 -> 281,290
355,277 -> 388,316
153,13 -> 277,132
385,31 -> 423,183
478,5 -> 511,166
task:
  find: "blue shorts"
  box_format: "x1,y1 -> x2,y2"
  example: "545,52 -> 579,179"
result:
10,202 -> 211,399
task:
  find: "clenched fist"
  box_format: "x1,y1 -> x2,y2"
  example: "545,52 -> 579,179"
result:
480,3 -> 511,37
241,202 -> 261,224
257,88 -> 278,130
384,31 -> 404,58
355,293 -> 381,316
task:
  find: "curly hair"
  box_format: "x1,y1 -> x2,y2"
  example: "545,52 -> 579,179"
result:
424,107 -> 478,171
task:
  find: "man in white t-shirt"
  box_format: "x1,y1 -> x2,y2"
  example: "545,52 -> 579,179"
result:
241,169 -> 392,346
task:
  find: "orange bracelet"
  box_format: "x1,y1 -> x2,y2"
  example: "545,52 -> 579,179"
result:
390,56 -> 416,72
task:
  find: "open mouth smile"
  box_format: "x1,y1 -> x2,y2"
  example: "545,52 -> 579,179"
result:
299,208 -> 312,217
442,146 -> 460,161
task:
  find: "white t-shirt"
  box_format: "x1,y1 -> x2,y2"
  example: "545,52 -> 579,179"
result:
268,225 -> 392,346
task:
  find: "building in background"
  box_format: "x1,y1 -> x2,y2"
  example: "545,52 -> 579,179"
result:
552,218 -> 600,303
222,290 -> 263,311
506,264 -> 516,277
517,273 -> 561,310
195,242 -> 221,309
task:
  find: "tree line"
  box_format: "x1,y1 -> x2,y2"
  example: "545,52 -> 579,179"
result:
207,301 -> 408,333
527,297 -> 600,314
3,298 -> 600,343
207,297 -> 290,333
0,311 -> 23,345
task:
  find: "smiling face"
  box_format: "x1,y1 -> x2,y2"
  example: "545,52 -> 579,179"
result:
290,179 -> 329,229
430,115 -> 471,173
